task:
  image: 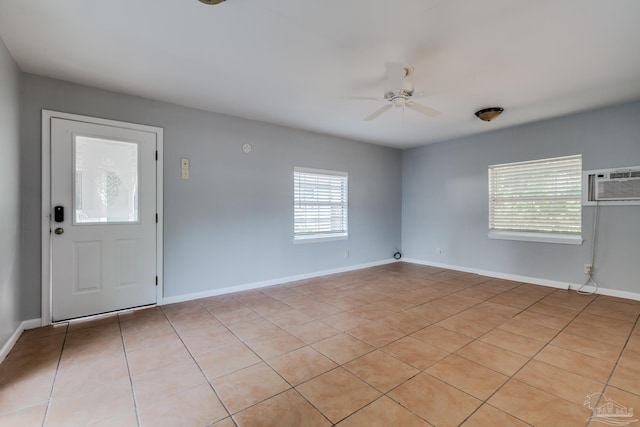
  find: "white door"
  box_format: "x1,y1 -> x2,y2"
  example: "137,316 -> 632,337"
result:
50,118 -> 158,321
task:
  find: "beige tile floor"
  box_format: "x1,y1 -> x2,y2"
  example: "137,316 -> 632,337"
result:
1,263 -> 639,426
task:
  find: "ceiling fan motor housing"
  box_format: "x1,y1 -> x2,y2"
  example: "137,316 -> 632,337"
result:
385,88 -> 414,100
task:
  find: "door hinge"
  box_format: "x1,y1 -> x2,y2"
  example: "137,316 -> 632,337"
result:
156,276 -> 158,286
156,213 -> 158,223
155,150 -> 158,161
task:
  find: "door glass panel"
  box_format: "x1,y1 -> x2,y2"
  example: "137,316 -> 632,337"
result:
74,136 -> 139,224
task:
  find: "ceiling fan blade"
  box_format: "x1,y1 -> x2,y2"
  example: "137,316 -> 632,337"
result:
345,96 -> 385,101
385,62 -> 406,90
406,101 -> 441,118
364,104 -> 393,121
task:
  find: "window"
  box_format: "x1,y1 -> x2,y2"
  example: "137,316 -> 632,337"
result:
294,167 -> 348,242
74,136 -> 139,224
488,154 -> 582,244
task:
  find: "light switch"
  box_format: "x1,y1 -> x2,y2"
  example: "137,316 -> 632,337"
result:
181,158 -> 190,180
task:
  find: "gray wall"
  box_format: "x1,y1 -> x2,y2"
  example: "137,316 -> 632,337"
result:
20,74 -> 402,317
0,36 -> 21,344
402,101 -> 640,293
13,71 -> 640,323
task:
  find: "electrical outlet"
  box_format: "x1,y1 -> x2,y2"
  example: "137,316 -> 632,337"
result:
345,250 -> 350,259
584,264 -> 593,274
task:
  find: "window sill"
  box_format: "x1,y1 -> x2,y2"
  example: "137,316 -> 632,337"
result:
294,235 -> 348,244
488,231 -> 583,245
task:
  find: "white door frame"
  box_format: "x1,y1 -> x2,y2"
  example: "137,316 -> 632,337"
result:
41,110 -> 164,326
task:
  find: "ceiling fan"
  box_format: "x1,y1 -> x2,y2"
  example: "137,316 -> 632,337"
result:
353,62 -> 441,121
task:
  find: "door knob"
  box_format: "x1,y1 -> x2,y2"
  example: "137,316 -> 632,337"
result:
54,228 -> 64,235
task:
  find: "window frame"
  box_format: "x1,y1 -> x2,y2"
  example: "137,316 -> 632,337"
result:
487,154 -> 583,245
293,167 -> 348,243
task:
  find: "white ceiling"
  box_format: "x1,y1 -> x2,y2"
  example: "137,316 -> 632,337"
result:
1,0 -> 639,148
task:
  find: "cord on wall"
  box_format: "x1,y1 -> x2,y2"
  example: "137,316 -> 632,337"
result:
577,202 -> 601,295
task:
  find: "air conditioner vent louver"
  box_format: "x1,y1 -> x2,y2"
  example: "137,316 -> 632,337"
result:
594,168 -> 640,201
610,172 -> 630,179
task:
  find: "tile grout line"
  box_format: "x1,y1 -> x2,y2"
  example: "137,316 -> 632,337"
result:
17,265 -> 635,427
457,292 -> 624,427
375,279 -> 611,425
434,293 -> 557,426
166,273 -> 625,426
39,324 -> 69,427
122,288 -> 640,427
195,299 -> 335,426
206,272 -> 546,426
117,314 -> 142,427
161,304 -> 238,425
279,276 -> 547,426
196,273 -> 424,425
377,281 -> 554,427
299,268 -> 640,425
193,299 -> 279,418
587,312 -> 640,427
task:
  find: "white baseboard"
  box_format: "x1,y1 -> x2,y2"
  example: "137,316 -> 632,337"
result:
572,285 -> 640,302
403,258 -> 640,302
162,256 -> 640,306
162,259 -> 398,305
0,318 -> 42,364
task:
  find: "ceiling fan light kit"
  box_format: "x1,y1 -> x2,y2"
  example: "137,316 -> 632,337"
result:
475,107 -> 504,122
198,0 -> 225,5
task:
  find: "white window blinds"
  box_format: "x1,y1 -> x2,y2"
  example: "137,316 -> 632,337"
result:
294,167 -> 348,241
489,155 -> 582,236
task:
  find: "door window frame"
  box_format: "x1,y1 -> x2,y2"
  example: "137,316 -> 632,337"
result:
41,110 -> 164,326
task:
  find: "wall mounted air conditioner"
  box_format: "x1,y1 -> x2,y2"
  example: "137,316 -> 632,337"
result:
583,166 -> 640,206
595,170 -> 640,201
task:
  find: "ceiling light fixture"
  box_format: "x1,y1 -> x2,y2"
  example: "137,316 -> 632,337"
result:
198,0 -> 225,4
475,107 -> 504,122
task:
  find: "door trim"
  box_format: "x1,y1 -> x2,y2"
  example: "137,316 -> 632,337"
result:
41,110 -> 164,326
